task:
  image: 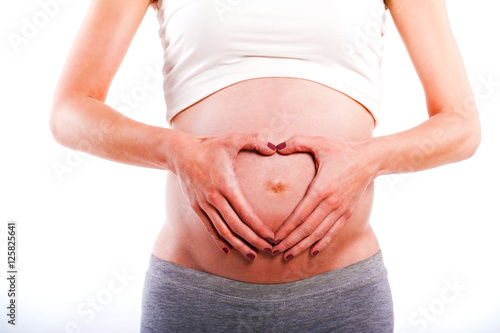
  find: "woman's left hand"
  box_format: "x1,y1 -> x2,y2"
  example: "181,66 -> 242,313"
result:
271,135 -> 380,260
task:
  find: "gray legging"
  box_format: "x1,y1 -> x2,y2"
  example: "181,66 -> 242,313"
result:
141,250 -> 394,332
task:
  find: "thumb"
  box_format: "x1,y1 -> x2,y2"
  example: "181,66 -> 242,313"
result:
275,135 -> 316,155
235,132 -> 277,156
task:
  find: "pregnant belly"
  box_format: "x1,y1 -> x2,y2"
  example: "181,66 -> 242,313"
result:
154,77 -> 380,283
234,151 -> 316,232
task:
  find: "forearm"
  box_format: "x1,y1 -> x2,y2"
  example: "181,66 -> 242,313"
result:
368,108 -> 481,177
49,96 -> 183,172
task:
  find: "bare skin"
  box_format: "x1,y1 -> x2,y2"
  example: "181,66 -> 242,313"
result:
50,0 -> 480,284
160,77 -> 379,282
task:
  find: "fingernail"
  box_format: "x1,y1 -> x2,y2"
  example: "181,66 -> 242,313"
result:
267,142 -> 276,150
272,250 -> 281,256
264,248 -> 272,255
312,250 -> 319,257
274,239 -> 282,245
285,254 -> 294,261
276,142 -> 286,150
222,247 -> 230,254
246,253 -> 256,261
265,237 -> 275,244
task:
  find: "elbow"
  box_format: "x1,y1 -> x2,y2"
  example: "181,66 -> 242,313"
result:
461,117 -> 481,160
48,108 -> 59,142
49,89 -> 83,147
49,97 -> 73,147
49,104 -> 64,145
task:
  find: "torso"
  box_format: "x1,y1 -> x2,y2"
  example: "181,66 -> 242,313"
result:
152,77 -> 380,284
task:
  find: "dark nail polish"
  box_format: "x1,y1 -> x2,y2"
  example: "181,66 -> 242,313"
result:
312,250 -> 319,257
274,239 -> 282,245
276,142 -> 286,150
285,254 -> 294,261
222,247 -> 230,254
272,250 -> 281,256
266,237 -> 275,245
264,248 -> 272,255
246,253 -> 256,261
267,142 -> 276,150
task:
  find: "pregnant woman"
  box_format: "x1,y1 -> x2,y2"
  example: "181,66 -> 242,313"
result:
49,0 -> 481,331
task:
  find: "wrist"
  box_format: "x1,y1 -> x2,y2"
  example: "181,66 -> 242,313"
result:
359,136 -> 391,179
158,128 -> 186,174
159,129 -> 203,175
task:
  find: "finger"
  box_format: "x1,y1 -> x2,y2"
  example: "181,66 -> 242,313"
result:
191,204 -> 232,255
222,185 -> 275,244
272,198 -> 336,255
233,132 -> 277,156
200,201 -> 259,261
310,208 -> 354,256
282,210 -> 342,261
275,134 -> 320,155
273,177 -> 329,243
216,196 -> 273,254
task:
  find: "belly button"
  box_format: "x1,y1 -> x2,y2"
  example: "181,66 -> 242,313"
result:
266,180 -> 288,194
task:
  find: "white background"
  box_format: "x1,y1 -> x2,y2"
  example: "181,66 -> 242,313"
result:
1,0 -> 499,332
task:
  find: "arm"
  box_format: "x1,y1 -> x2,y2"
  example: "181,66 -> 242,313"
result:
371,0 -> 480,175
271,0 -> 481,259
49,0 -> 275,260
49,0 -> 171,170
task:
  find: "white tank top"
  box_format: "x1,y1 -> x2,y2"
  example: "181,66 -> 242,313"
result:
155,0 -> 388,126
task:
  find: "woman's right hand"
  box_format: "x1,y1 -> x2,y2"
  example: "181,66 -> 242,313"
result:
170,131 -> 277,261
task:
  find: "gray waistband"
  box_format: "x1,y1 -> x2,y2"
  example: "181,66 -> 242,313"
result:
146,251 -> 387,302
